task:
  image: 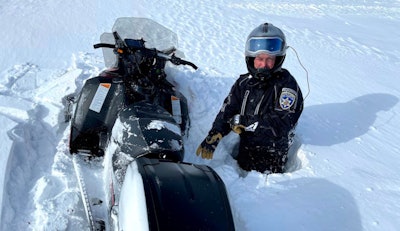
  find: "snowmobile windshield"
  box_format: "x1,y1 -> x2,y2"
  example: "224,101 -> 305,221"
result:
100,17 -> 179,68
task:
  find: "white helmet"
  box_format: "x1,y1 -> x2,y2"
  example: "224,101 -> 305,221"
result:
245,23 -> 287,76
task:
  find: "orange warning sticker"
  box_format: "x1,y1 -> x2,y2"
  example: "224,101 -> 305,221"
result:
100,83 -> 111,89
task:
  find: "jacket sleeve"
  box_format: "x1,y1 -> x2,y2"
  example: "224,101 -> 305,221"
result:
210,77 -> 245,136
261,73 -> 304,138
268,91 -> 303,137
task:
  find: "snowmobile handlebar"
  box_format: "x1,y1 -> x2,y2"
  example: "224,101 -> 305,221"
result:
93,36 -> 198,70
158,52 -> 198,70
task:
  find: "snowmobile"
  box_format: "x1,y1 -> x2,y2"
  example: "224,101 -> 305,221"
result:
67,17 -> 235,231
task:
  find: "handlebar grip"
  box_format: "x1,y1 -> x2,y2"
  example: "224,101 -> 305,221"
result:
182,60 -> 198,70
93,43 -> 116,49
169,55 -> 198,70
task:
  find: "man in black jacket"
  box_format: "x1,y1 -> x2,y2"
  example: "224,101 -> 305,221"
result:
196,23 -> 304,174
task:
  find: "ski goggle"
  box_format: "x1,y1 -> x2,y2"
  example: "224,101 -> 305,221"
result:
246,37 -> 284,56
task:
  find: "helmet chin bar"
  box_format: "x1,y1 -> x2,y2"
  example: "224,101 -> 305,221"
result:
255,68 -> 272,81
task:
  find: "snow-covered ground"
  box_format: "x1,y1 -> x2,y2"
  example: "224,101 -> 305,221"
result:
1,0 -> 400,230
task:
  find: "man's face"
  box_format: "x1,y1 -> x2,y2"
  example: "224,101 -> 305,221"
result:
254,53 -> 276,69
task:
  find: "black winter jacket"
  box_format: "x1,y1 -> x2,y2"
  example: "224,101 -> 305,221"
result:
211,69 -> 303,149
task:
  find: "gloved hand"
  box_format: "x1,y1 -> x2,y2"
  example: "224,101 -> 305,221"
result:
231,124 -> 246,134
196,130 -> 223,159
229,114 -> 246,134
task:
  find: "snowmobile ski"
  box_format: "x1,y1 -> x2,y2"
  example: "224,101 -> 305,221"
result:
72,154 -> 107,231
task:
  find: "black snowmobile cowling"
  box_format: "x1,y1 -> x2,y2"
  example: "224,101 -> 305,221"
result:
69,75 -> 125,155
69,70 -> 189,157
113,102 -> 184,162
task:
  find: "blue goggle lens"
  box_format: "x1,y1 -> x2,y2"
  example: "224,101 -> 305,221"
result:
247,38 -> 283,54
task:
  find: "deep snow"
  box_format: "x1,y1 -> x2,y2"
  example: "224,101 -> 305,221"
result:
1,0 -> 400,230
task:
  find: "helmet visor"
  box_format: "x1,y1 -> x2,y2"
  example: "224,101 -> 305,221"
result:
246,37 -> 284,56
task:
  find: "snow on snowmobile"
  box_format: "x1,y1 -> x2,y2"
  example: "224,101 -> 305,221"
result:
67,17 -> 235,231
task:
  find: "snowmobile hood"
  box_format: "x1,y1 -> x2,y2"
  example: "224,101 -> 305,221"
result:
112,102 -> 184,160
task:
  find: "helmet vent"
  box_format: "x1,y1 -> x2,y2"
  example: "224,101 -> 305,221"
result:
262,23 -> 269,33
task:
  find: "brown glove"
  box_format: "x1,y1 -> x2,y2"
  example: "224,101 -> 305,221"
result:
196,131 -> 223,159
230,114 -> 246,134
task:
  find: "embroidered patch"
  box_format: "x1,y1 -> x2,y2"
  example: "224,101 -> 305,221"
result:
279,88 -> 297,110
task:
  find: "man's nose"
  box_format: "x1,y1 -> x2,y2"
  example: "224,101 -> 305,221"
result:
259,60 -> 268,68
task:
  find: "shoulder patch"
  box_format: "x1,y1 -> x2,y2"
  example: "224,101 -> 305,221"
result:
279,88 -> 297,110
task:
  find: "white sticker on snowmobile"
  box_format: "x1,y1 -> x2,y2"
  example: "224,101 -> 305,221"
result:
171,96 -> 182,124
89,83 -> 111,113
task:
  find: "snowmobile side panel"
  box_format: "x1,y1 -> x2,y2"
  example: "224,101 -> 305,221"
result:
135,158 -> 235,231
153,87 -> 189,133
69,76 -> 125,154
117,161 -> 149,231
